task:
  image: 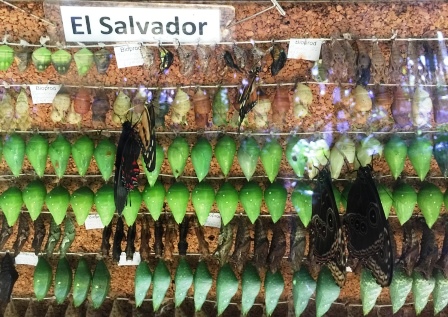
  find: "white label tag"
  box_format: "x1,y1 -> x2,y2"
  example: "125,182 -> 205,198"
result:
204,213 -> 221,228
29,85 -> 61,104
287,39 -> 323,61
346,266 -> 353,272
84,214 -> 104,230
118,251 -> 141,266
114,45 -> 144,68
15,252 -> 39,266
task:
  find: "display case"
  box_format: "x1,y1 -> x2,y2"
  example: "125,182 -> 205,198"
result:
0,0 -> 447,316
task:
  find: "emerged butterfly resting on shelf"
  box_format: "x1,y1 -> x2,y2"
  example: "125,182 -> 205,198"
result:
114,101 -> 156,216
344,165 -> 394,287
310,166 -> 346,287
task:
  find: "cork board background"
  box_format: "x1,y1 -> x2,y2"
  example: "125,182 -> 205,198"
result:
1,1 -> 448,316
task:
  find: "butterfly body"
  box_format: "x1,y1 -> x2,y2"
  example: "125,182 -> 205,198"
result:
311,167 -> 346,287
345,165 -> 393,287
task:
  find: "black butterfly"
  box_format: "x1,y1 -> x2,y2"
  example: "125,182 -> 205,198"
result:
237,66 -> 260,133
311,166 -> 346,287
344,165 -> 393,287
114,102 -> 156,215
0,253 -> 18,304
114,121 -> 141,216
223,50 -> 242,73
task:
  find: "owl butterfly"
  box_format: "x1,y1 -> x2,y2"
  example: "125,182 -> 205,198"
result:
344,165 -> 393,287
310,166 -> 346,287
237,66 -> 260,133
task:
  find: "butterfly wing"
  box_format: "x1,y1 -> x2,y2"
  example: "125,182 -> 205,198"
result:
237,68 -> 260,132
114,122 -> 141,216
311,167 -> 346,286
138,101 -> 156,172
345,166 -> 393,287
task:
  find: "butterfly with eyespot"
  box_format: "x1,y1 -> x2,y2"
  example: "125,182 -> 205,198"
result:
237,66 -> 260,133
344,165 -> 394,287
114,101 -> 156,216
310,166 -> 347,287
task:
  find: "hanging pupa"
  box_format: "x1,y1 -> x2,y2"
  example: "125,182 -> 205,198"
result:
411,86 -> 433,127
272,87 -> 290,126
92,90 -> 109,124
73,47 -> 93,76
171,88 -> 190,125
73,88 -> 91,115
14,47 -> 31,73
392,86 -> 412,127
353,85 -> 372,112
93,48 -> 111,74
14,88 -> 32,131
140,45 -> 154,70
126,89 -> 145,125
253,90 -> 271,128
112,90 -> 131,124
270,43 -> 287,76
51,88 -> 71,123
0,45 -> 14,71
233,43 -> 247,70
293,83 -> 312,118
193,88 -> 211,128
0,90 -> 15,131
158,46 -> 174,74
176,43 -> 195,76
32,47 -> 52,72
66,103 -> 81,125
154,89 -> 174,127
51,49 -> 72,75
433,87 -> 448,125
197,45 -> 212,73
212,87 -> 229,126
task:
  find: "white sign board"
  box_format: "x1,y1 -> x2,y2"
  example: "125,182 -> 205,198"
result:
60,5 -> 222,43
204,213 -> 221,228
15,252 -> 39,266
287,39 -> 323,61
29,84 -> 61,104
114,44 -> 144,68
84,214 -> 104,230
